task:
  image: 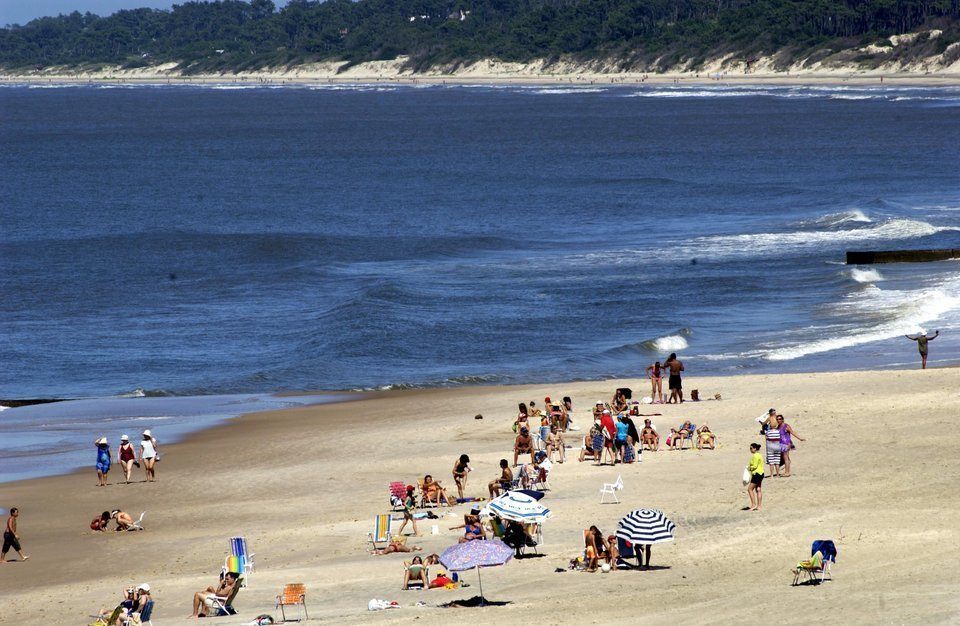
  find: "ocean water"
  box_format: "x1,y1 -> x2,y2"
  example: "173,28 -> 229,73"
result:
1,82 -> 959,402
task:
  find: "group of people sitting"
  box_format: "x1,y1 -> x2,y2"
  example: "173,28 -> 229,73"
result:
95,584 -> 153,625
402,554 -> 462,590
578,525 -> 654,573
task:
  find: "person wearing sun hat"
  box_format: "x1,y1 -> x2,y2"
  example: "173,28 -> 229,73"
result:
117,434 -> 137,484
139,429 -> 159,482
94,436 -> 112,487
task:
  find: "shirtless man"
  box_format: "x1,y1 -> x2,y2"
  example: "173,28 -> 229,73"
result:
488,459 -> 513,497
664,353 -> 685,403
2,507 -> 29,562
905,330 -> 939,369
190,571 -> 239,618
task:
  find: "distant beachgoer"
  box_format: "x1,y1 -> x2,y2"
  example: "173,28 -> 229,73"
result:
111,510 -> 135,531
664,353 -> 685,403
670,420 -> 694,450
2,507 -> 29,562
646,361 -> 664,403
117,435 -> 136,484
515,403 -> 529,432
758,408 -> 776,435
396,485 -> 420,537
776,415 -> 805,477
562,396 -> 574,430
422,475 -> 450,507
190,571 -> 239,618
765,417 -> 781,476
402,556 -> 428,589
611,391 -> 628,414
139,430 -> 158,482
91,511 -> 111,532
696,425 -> 716,450
641,419 -> 660,451
592,401 -> 604,421
583,526 -> 610,572
746,443 -> 764,511
488,459 -> 513,497
546,425 -> 565,463
615,414 -> 630,463
905,331 -> 939,369
95,437 -> 112,487
459,517 -> 485,543
514,428 -> 534,466
599,410 -> 616,464
452,454 -> 471,500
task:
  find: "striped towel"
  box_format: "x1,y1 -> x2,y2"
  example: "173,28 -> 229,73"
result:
765,429 -> 781,465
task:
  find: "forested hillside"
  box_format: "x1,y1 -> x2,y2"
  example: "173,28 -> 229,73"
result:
2,0 -> 959,73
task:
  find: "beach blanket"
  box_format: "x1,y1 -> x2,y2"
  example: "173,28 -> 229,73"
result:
765,429 -> 781,465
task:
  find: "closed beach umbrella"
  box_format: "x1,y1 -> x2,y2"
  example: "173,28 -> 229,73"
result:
615,508 -> 676,545
479,491 -> 552,523
439,539 -> 514,603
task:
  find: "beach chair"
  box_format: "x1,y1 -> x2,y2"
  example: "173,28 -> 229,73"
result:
600,475 -> 623,504
223,536 -> 254,585
531,465 -> 551,491
811,539 -> 837,582
416,479 -> 439,508
122,599 -> 154,626
368,514 -> 392,552
92,605 -> 124,626
389,481 -> 407,510
793,551 -> 825,585
616,536 -> 636,568
204,576 -> 243,616
128,511 -> 146,531
275,583 -> 308,621
678,424 -> 696,450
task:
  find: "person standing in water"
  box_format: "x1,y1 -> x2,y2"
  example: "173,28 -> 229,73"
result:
905,330 -> 939,369
664,353 -> 685,403
2,507 -> 29,562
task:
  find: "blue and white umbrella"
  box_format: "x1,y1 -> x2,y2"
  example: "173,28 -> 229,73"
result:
480,491 -> 552,523
615,509 -> 676,545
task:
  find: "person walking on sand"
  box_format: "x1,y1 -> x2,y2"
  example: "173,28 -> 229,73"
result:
396,485 -> 420,537
117,435 -> 137,484
95,437 -> 112,487
2,508 -> 29,562
139,430 -> 158,482
905,330 -> 939,369
646,361 -> 664,403
452,454 -> 471,502
746,443 -> 764,511
664,353 -> 685,403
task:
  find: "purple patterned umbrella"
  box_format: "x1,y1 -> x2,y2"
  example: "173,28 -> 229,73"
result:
439,539 -> 514,603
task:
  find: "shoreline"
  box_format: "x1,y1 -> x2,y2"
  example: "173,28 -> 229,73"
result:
2,368 -> 960,624
3,71 -> 960,87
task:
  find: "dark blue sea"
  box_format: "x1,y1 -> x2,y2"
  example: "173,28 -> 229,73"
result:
2,82 -> 959,397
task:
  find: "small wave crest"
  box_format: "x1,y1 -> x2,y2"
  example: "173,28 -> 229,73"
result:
116,388 -> 175,398
809,209 -> 873,227
645,333 -> 690,353
848,268 -> 885,284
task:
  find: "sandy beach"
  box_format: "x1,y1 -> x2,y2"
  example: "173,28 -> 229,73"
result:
2,368 -> 959,624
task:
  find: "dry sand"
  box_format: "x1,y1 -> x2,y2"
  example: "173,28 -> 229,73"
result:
1,368 -> 959,625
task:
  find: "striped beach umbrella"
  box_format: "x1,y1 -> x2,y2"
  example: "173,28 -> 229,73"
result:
615,509 -> 676,545
480,491 -> 552,523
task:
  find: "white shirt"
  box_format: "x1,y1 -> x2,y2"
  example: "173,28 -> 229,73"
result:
140,439 -> 157,459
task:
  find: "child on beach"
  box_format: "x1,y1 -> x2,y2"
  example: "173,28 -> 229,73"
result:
2,507 -> 29,562
396,485 -> 420,537
95,437 -> 112,486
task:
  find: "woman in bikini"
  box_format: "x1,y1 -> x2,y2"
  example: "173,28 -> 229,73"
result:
696,424 -> 716,450
452,454 -> 470,501
422,474 -> 450,506
640,419 -> 659,451
515,403 -> 529,432
646,361 -> 664,404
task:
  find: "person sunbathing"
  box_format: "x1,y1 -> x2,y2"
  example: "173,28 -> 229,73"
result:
403,556 -> 429,590
459,518 -> 486,543
422,475 -> 450,506
488,459 -> 513,497
514,427 -> 534,466
641,419 -> 659,451
696,425 -> 716,450
670,421 -> 693,450
97,587 -> 137,625
190,571 -> 239,618
374,536 -> 423,555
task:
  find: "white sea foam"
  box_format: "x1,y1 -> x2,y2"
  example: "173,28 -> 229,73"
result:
650,334 -> 689,352
848,268 -> 885,283
811,209 -> 873,226
695,218 -> 958,257
765,278 -> 960,361
531,87 -> 606,95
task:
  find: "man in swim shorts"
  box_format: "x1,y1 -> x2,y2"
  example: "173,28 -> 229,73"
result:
905,330 -> 939,369
664,353 -> 685,403
191,571 -> 239,617
2,507 -> 29,563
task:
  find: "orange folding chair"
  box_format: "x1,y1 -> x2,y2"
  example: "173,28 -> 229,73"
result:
275,583 -> 307,621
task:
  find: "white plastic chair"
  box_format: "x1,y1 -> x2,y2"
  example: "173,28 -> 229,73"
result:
599,475 -> 623,503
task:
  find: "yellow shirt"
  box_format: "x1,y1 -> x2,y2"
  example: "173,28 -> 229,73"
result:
748,452 -> 764,475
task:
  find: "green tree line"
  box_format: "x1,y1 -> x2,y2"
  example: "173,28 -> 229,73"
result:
1,0 -> 958,72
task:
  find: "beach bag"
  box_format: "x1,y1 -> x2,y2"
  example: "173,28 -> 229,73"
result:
691,389 -> 700,401
742,467 -> 751,485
